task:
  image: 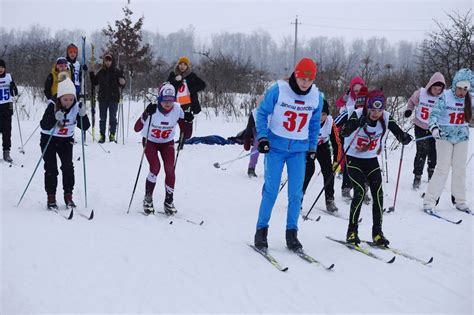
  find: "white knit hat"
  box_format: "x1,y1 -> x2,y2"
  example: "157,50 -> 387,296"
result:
57,78 -> 76,98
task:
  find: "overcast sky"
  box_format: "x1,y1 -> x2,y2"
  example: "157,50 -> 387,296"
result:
1,0 -> 472,43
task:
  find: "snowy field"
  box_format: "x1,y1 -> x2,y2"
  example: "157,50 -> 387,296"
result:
1,95 -> 473,314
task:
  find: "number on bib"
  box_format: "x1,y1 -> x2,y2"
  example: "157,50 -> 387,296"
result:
283,111 -> 308,132
356,137 -> 377,151
58,128 -> 69,135
420,106 -> 429,120
151,129 -> 172,139
448,112 -> 465,124
0,88 -> 10,101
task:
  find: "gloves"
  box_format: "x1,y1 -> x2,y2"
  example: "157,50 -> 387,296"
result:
78,103 -> 87,117
404,110 -> 412,118
332,162 -> 341,173
358,115 -> 367,128
399,132 -> 413,145
55,111 -> 65,121
145,103 -> 157,116
175,75 -> 182,81
430,126 -> 442,139
184,111 -> 194,122
82,64 -> 88,71
118,77 -> 126,86
307,151 -> 317,161
257,138 -> 270,154
243,140 -> 251,151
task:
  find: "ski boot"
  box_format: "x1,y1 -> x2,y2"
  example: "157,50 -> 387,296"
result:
254,227 -> 268,251
342,188 -> 352,203
3,150 -> 13,163
109,133 -> 116,143
98,133 -> 106,144
372,228 -> 390,246
47,194 -> 58,210
247,167 -> 257,178
64,193 -> 76,209
423,203 -> 435,214
346,225 -> 360,245
455,203 -> 471,214
326,199 -> 338,212
164,192 -> 177,215
143,193 -> 154,215
286,229 -> 303,252
427,168 -> 435,181
412,175 -> 421,190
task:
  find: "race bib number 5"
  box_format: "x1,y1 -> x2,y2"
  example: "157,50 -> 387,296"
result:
151,129 -> 172,139
283,111 -> 308,132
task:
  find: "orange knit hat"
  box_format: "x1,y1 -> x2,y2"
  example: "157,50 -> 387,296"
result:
178,56 -> 190,67
294,58 -> 317,80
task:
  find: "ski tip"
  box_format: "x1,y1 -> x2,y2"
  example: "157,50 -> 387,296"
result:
213,162 -> 220,168
88,210 -> 94,220
281,267 -> 289,272
455,219 -> 462,224
327,263 -> 335,270
424,257 -> 434,265
199,220 -> 204,225
387,256 -> 396,264
315,216 -> 321,222
169,220 -> 173,225
67,209 -> 74,220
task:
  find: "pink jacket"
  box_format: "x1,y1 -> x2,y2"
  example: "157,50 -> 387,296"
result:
406,72 -> 446,129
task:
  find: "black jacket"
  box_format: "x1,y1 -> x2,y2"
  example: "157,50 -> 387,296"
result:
167,71 -> 206,114
40,99 -> 90,134
89,58 -> 125,103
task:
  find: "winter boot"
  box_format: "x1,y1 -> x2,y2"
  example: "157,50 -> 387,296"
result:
285,229 -> 303,252
164,192 -> 177,215
247,167 -> 257,178
342,188 -> 352,202
143,193 -> 154,214
109,133 -> 116,143
3,150 -> 13,163
427,168 -> 435,181
455,203 -> 471,214
346,225 -> 360,245
64,193 -> 76,209
325,199 -> 338,212
98,133 -> 105,144
372,228 -> 390,246
47,194 -> 58,210
412,175 -> 421,190
254,227 -> 268,251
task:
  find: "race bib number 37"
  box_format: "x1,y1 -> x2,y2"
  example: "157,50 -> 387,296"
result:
283,111 -> 308,132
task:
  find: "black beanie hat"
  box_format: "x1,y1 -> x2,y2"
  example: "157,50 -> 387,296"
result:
322,99 -> 329,114
0,59 -> 5,68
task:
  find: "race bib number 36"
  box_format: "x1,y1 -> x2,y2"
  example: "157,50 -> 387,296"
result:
151,129 -> 172,139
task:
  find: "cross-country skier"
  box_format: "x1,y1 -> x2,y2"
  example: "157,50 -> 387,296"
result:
134,83 -> 193,215
39,77 -> 90,209
66,43 -> 87,98
341,90 -> 412,246
404,72 -> 445,189
253,57 -> 323,252
423,68 -> 472,214
0,59 -> 19,163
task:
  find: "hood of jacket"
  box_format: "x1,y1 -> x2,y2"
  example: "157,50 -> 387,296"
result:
451,68 -> 473,93
425,72 -> 446,93
349,76 -> 365,99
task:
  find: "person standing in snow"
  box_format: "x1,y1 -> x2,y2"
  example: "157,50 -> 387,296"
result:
253,57 -> 323,252
423,68 -> 472,214
341,90 -> 412,246
44,57 -> 72,102
302,99 -> 342,212
39,77 -> 90,210
0,59 -> 19,163
404,72 -> 445,189
134,83 -> 193,215
66,43 -> 87,99
89,53 -> 126,143
167,56 -> 206,150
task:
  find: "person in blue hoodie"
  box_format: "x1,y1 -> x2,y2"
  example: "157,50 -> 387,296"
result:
253,57 -> 323,252
423,68 -> 472,214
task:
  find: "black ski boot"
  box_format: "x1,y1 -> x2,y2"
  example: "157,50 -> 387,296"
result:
427,168 -> 435,181
47,194 -> 58,210
64,193 -> 76,209
346,225 -> 360,245
326,199 -> 338,212
247,167 -> 257,178
164,192 -> 177,215
412,175 -> 421,190
286,229 -> 303,252
3,150 -> 13,163
143,193 -> 154,214
372,227 -> 390,246
254,227 -> 268,251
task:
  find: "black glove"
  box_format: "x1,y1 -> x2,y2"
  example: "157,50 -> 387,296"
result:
307,151 -> 317,161
404,110 -> 412,118
82,64 -> 88,71
145,103 -> 157,115
358,115 -> 367,128
184,111 -> 194,122
399,132 -> 413,145
257,138 -> 270,154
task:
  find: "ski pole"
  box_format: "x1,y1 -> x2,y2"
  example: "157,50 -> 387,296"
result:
174,131 -> 184,170
213,150 -> 259,169
79,112 -> 88,208
127,70 -> 132,138
383,137 -> 388,183
303,127 -> 361,220
86,129 -> 110,153
126,118 -> 152,214
220,149 -> 245,171
13,97 -> 25,154
387,144 -> 405,213
121,95 -> 125,145
22,123 -> 40,149
414,134 -> 433,142
466,153 -> 473,167
17,123 -> 58,207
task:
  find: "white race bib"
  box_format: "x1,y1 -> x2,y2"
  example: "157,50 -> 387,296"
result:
438,90 -> 468,126
318,115 -> 333,145
415,87 -> 439,123
0,73 -> 13,104
41,102 -> 80,137
142,103 -> 184,143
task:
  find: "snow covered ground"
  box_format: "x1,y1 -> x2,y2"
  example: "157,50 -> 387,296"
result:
1,96 -> 473,314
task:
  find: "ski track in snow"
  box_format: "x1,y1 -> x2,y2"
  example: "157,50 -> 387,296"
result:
1,97 -> 473,314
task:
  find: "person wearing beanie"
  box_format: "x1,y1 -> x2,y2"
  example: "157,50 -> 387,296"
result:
341,90 -> 412,246
39,77 -> 90,210
134,82 -> 193,215
302,99 -> 342,212
44,57 -> 72,102
423,68 -> 473,214
66,43 -> 87,98
0,59 -> 19,163
253,57 -> 322,252
167,56 -> 206,150
243,95 -> 264,178
89,53 -> 126,143
404,72 -> 446,189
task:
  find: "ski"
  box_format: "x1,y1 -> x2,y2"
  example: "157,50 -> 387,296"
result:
155,211 -> 204,226
301,213 -> 321,222
315,207 -> 363,223
75,208 -> 94,220
423,209 -> 462,224
50,207 -> 74,220
294,249 -> 335,271
326,236 -> 396,263
361,241 -> 433,265
141,209 -> 174,224
249,244 -> 289,272
454,207 -> 474,216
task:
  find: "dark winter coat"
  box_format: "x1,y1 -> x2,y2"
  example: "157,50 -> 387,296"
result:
89,56 -> 125,103
167,70 -> 206,114
40,98 -> 90,134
